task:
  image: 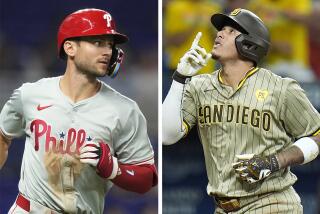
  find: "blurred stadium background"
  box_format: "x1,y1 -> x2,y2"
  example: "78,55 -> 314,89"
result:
163,0 -> 320,213
0,0 -> 158,213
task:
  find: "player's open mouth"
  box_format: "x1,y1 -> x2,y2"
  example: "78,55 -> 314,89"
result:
214,40 -> 222,48
214,42 -> 221,48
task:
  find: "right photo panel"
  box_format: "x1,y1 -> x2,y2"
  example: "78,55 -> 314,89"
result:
162,0 -> 320,213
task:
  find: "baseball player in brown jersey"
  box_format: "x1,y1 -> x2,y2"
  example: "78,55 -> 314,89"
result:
163,8 -> 320,213
0,9 -> 157,213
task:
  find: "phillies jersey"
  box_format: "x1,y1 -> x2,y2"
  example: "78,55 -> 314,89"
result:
0,77 -> 155,213
181,67 -> 320,197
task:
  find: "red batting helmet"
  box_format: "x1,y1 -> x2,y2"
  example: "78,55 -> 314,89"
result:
57,8 -> 129,58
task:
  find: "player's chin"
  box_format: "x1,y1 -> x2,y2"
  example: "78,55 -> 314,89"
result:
95,65 -> 108,77
95,70 -> 108,78
211,52 -> 220,60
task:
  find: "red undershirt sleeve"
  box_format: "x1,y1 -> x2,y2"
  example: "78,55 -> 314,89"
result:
112,163 -> 158,194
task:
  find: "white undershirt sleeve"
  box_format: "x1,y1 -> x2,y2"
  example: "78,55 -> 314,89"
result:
162,80 -> 187,145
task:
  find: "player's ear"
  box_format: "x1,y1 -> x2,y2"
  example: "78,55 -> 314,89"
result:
63,40 -> 78,58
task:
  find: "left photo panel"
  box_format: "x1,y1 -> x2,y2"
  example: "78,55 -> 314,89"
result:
0,1 -> 158,213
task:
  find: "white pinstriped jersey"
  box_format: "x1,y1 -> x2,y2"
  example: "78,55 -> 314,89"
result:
0,77 -> 154,213
182,67 -> 320,197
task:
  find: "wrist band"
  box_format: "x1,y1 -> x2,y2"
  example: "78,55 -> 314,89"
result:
172,71 -> 192,84
108,156 -> 119,180
293,137 -> 319,164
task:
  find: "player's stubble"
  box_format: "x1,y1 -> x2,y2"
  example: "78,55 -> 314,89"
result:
74,57 -> 109,78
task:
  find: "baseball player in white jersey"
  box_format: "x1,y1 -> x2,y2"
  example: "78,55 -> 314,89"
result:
0,8 -> 157,213
163,8 -> 320,213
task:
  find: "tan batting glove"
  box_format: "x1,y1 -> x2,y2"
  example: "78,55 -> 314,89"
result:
176,32 -> 212,77
232,154 -> 280,184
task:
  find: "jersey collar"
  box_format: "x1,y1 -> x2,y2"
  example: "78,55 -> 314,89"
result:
218,67 -> 259,91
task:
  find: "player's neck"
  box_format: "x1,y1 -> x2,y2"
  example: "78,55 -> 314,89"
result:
60,70 -> 101,103
220,61 -> 254,89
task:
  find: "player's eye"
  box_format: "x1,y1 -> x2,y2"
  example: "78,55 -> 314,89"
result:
106,42 -> 113,49
93,40 -> 103,46
221,27 -> 236,34
92,40 -> 113,48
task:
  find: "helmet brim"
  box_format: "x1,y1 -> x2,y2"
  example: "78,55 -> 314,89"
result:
58,32 -> 129,59
112,33 -> 129,44
64,32 -> 129,44
211,13 -> 247,34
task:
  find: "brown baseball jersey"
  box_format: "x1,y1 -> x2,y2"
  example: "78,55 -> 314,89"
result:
182,67 -> 320,197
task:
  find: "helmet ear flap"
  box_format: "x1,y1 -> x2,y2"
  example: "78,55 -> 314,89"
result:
235,34 -> 269,65
108,47 -> 124,78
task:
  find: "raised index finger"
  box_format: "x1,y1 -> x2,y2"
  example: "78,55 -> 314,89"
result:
191,32 -> 202,49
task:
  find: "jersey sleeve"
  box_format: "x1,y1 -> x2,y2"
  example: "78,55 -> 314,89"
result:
182,81 -> 197,133
0,85 -> 26,138
114,103 -> 154,165
280,79 -> 320,139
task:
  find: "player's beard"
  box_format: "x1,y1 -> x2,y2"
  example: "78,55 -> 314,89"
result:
75,59 -> 107,78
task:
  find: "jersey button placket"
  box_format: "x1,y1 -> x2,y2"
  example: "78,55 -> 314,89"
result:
71,107 -> 77,124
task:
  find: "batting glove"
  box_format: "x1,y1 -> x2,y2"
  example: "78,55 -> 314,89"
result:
80,141 -> 119,179
173,32 -> 211,83
232,154 -> 280,184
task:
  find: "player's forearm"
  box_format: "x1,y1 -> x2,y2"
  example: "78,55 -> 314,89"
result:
162,80 -> 186,145
276,146 -> 304,169
277,135 -> 320,169
0,145 -> 9,170
80,142 -> 158,193
0,133 -> 11,169
112,164 -> 158,194
233,136 -> 319,183
312,135 -> 320,146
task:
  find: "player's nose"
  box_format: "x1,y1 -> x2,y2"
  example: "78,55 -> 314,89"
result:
216,30 -> 224,39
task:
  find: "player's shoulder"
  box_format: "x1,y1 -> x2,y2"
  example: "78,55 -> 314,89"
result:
259,67 -> 300,87
187,72 -> 216,91
99,81 -> 140,109
190,72 -> 214,84
99,82 -> 144,120
19,76 -> 60,94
